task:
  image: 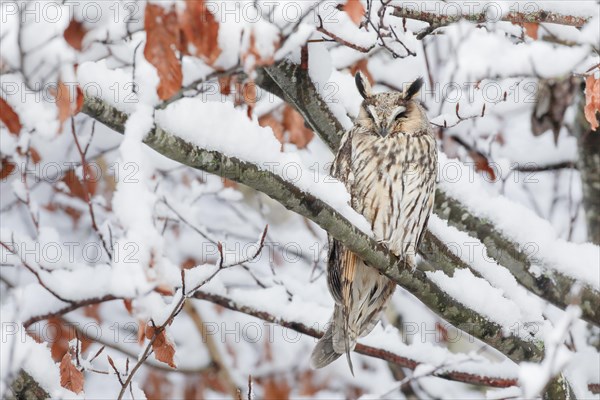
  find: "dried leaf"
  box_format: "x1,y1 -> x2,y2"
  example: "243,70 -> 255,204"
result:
259,113 -> 285,145
218,75 -> 233,96
180,257 -> 198,270
282,106 -> 314,149
144,4 -> 183,100
154,284 -> 174,296
64,18 -> 87,51
51,81 -> 81,132
523,23 -> 539,40
142,370 -> 174,400
584,75 -> 600,131
60,353 -> 84,394
297,371 -> 326,397
83,304 -> 101,323
123,299 -> 134,315
29,147 -> 41,164
61,165 -> 97,200
54,81 -> 72,131
74,86 -> 84,115
470,151 -> 496,181
343,0 -> 365,26
349,59 -> 373,85
0,158 -> 16,180
0,97 -> 22,135
242,81 -> 257,118
261,378 -> 290,400
145,325 -> 177,368
222,178 -> 238,189
180,0 -> 221,65
138,319 -> 146,345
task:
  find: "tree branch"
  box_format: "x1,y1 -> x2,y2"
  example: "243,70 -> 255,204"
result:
191,290 -> 521,388
255,60 -> 599,328
81,95 -> 542,363
391,7 -> 591,39
435,191 -> 599,327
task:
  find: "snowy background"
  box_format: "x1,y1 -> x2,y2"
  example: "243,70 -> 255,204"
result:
1,1 -> 599,399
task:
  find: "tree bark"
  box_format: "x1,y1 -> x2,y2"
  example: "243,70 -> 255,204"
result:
575,95 -> 600,245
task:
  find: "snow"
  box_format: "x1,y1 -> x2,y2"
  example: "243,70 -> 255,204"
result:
519,305 -> 581,398
2,0 -> 600,397
427,268 -> 526,334
155,98 -> 373,235
0,303 -> 75,399
428,215 -> 545,327
437,152 -> 600,290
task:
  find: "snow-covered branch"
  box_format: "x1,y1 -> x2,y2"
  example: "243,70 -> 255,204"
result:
81,95 -> 542,364
391,5 -> 591,40
256,60 -> 600,327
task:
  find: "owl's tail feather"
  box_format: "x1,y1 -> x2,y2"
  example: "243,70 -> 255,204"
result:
310,324 -> 341,369
310,306 -> 356,375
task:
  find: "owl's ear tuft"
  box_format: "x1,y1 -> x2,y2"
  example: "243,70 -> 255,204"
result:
405,77 -> 424,100
355,71 -> 372,99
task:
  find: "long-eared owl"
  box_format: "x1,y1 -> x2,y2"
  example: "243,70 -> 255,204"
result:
311,72 -> 437,373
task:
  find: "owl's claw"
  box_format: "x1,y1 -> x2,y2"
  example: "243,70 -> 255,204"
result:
376,239 -> 391,251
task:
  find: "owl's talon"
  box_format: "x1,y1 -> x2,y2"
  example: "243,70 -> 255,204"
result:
376,240 -> 391,251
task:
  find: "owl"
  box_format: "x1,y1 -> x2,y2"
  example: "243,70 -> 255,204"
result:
310,72 -> 437,373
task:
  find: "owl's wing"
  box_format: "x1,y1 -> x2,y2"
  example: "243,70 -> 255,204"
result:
415,182 -> 434,250
327,131 -> 357,305
330,131 -> 353,183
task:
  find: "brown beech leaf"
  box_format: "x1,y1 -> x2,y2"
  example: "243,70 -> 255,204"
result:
218,75 -> 233,95
154,283 -> 174,296
584,75 -> 600,131
180,0 -> 221,65
54,81 -> 71,131
180,257 -> 198,270
144,4 -> 183,100
0,97 -> 22,135
282,106 -> 314,149
242,81 -> 257,119
523,22 -> 539,40
60,353 -> 84,394
349,59 -> 373,85
262,377 -> 291,400
470,151 -> 496,181
343,0 -> 365,26
51,81 -> 81,132
74,86 -> 84,115
259,113 -> 285,146
137,319 -> 146,345
61,164 -> 97,200
153,331 -> 177,368
29,147 -> 41,164
222,177 -> 238,189
83,304 -> 101,323
123,299 -> 134,315
142,370 -> 174,400
64,18 -> 87,51
145,325 -> 177,368
0,158 -> 16,180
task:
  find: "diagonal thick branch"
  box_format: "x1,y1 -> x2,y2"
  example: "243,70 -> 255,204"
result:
256,61 -> 600,327
81,95 -> 541,363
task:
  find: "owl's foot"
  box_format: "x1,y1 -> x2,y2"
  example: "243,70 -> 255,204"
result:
376,239 -> 391,251
393,255 -> 416,272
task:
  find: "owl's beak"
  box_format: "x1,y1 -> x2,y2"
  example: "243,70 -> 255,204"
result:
379,126 -> 389,137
